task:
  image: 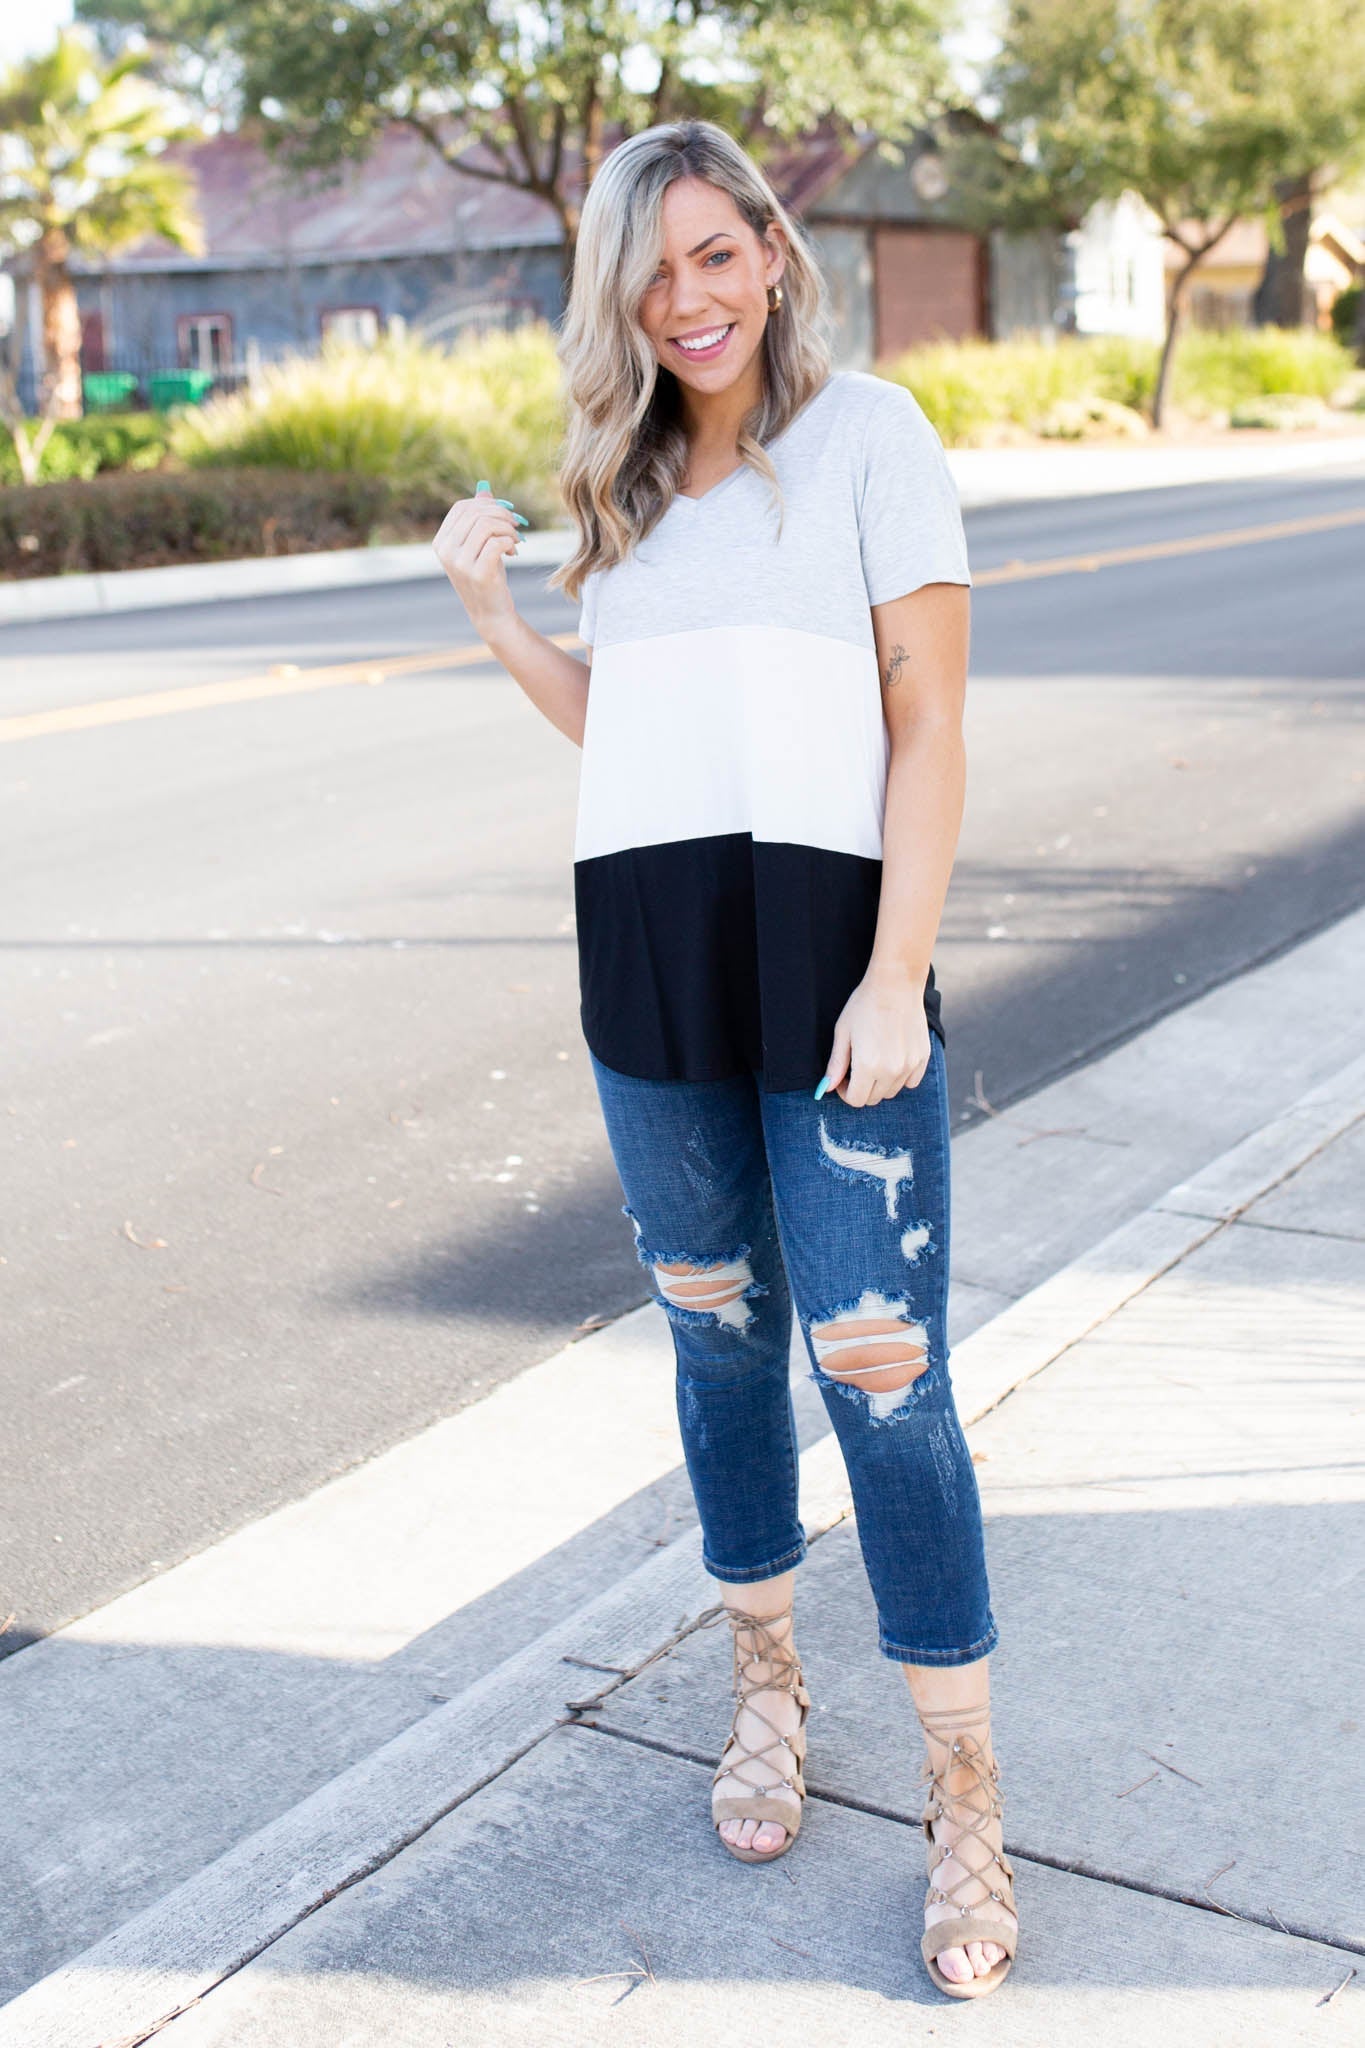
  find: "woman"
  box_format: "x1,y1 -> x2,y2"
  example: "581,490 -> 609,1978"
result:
433,118 -> 1016,2001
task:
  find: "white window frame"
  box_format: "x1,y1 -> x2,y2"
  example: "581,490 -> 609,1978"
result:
320,305 -> 382,347
177,312 -> 232,372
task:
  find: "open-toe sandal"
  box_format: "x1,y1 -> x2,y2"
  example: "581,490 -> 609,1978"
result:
917,1699 -> 1018,1998
706,1603 -> 810,1865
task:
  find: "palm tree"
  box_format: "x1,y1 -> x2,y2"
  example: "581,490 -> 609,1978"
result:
0,30 -> 202,478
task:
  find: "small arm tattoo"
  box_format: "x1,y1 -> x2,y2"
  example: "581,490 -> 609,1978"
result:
882,642 -> 908,688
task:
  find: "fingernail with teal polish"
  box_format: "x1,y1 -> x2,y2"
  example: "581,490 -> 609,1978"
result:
513,514 -> 530,526
813,1076 -> 831,1100
495,497 -> 514,507
476,480 -> 491,494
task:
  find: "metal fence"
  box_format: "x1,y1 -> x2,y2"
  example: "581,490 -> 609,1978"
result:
4,300 -> 548,417
9,357 -> 252,416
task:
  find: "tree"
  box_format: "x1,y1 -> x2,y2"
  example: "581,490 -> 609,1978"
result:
77,0 -> 955,273
0,29 -> 202,476
1244,1 -> 1365,328
978,0 -> 1292,425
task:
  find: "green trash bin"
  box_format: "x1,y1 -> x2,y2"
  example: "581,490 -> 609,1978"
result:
83,372 -> 139,412
147,369 -> 216,409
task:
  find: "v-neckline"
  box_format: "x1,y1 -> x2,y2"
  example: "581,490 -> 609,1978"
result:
673,464 -> 746,509
669,373 -> 840,512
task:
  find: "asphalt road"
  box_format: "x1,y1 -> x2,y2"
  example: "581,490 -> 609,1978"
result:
3,463 -> 1364,1651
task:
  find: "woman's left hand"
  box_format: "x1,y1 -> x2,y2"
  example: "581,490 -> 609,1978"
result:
818,973 -> 931,1107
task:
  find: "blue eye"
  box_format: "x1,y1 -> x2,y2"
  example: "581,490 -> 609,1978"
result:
648,248 -> 733,286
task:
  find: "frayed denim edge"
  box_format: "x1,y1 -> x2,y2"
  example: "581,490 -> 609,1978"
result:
621,1203 -> 753,1276
622,1204 -> 770,1325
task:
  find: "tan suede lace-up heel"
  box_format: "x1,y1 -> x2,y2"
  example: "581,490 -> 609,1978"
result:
916,1699 -> 1018,1998
706,1603 -> 811,1864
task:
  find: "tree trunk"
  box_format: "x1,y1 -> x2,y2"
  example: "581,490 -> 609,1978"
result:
35,227 -> 84,421
1253,173 -> 1315,327
1152,259 -> 1194,429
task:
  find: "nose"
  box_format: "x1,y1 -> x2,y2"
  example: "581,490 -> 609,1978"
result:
668,273 -> 716,322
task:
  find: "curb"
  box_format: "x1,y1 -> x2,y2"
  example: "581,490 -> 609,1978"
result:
4,1049 -> 1362,2047
0,1447 -> 855,2048
948,428 -> 1365,510
0,530 -> 570,630
5,435 -> 1363,629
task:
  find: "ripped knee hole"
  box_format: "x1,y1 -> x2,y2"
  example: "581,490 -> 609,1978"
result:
809,1292 -> 931,1413
653,1255 -> 755,1329
811,1315 -> 929,1391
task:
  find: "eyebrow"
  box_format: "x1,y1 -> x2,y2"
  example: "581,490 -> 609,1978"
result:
685,231 -> 734,258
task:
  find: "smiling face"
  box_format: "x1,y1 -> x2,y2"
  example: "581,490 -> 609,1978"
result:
638,176 -> 786,397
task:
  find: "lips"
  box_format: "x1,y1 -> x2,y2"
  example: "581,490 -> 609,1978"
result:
669,322 -> 735,362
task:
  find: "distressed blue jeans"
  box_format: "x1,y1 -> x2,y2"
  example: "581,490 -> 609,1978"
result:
590,1038 -> 997,1665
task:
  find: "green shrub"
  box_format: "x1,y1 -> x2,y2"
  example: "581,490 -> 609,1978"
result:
1331,285 -> 1361,352
1080,334 -> 1159,413
882,337 -> 1047,444
1227,394 -> 1329,430
173,326 -> 567,524
1035,395 -> 1150,440
0,411 -> 173,487
882,336 -> 1160,444
880,328 -> 1356,442
0,468 -> 396,579
1172,328 -> 1352,413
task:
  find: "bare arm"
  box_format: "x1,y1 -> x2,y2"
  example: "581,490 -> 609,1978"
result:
819,581 -> 969,1106
432,488 -> 591,746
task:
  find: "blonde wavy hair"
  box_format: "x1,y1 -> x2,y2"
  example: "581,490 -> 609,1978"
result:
551,119 -> 834,603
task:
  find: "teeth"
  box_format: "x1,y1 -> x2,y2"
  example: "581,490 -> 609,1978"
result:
675,325 -> 731,351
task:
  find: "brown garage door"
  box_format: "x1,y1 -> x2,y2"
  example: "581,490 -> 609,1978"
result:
874,227 -> 985,356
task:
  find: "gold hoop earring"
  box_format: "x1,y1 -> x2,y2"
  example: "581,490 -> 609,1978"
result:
766,283 -> 784,314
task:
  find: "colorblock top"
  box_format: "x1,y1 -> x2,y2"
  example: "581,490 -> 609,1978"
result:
573,369 -> 971,1092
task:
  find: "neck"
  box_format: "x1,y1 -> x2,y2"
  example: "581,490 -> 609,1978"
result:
678,354 -> 765,457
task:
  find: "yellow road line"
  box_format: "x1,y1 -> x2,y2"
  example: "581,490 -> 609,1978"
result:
5,501 -> 1363,744
0,632 -> 584,745
973,502 -> 1365,587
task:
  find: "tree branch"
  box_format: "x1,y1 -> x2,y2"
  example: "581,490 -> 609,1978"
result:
548,93 -> 566,192
503,91 -> 548,193
400,112 -> 534,193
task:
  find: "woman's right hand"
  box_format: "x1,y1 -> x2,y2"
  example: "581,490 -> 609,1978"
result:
431,480 -> 525,634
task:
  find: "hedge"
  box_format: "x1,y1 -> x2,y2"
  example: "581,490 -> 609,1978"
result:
0,412 -> 174,488
882,329 -> 1358,445
0,467 -> 444,580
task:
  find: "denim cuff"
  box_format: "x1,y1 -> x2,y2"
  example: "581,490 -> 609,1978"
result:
700,1534 -> 808,1585
876,1617 -> 999,1666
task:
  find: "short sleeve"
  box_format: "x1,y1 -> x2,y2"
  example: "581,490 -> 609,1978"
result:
577,567 -> 599,648
856,382 -> 971,607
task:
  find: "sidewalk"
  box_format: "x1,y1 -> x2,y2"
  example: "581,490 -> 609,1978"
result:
4,429 -> 1365,627
2,915 -> 1363,2045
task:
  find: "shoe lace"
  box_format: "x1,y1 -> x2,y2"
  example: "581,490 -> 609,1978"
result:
699,1603 -> 806,1797
917,1699 -> 1015,1923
